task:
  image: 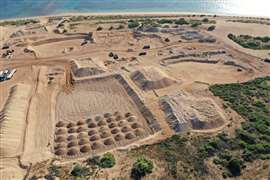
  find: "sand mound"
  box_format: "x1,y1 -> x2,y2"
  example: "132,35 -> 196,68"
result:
118,120 -> 128,127
56,128 -> 68,135
134,129 -> 145,136
131,67 -> 177,90
95,115 -> 104,122
86,118 -> 93,123
106,117 -> 114,123
104,138 -> 115,146
88,130 -> 98,136
88,123 -> 97,128
67,148 -> 80,156
67,122 -> 76,128
131,123 -> 141,129
67,141 -> 78,148
68,128 -> 77,134
78,132 -> 88,139
111,128 -> 120,134
100,131 -> 111,138
122,126 -> 132,133
98,120 -> 107,126
54,143 -> 67,149
78,138 -> 90,145
115,115 -> 124,121
77,120 -> 85,126
67,135 -> 77,141
91,142 -> 103,150
127,116 -> 137,122
104,112 -> 112,118
77,126 -> 87,133
125,133 -> 136,140
71,58 -> 105,78
55,136 -> 66,143
55,149 -> 67,156
114,134 -> 125,141
80,145 -> 91,153
90,135 -> 100,141
109,122 -> 117,128
160,91 -> 226,132
56,121 -> 66,127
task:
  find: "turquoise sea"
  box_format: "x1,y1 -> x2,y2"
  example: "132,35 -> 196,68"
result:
0,0 -> 269,19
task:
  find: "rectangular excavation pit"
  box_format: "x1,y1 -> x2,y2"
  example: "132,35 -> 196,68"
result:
54,74 -> 160,158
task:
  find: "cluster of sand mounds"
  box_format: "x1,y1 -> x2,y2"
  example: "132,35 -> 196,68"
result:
71,57 -> 106,78
54,112 -> 147,157
131,67 -> 177,91
0,84 -> 32,158
160,91 -> 226,132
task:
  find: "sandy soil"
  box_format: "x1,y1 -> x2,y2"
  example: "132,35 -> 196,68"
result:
0,13 -> 269,179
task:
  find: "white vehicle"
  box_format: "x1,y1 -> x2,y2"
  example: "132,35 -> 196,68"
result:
6,69 -> 16,80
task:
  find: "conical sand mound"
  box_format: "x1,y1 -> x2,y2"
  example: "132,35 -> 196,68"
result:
77,120 -> 85,126
67,148 -> 79,156
67,141 -> 78,148
77,126 -> 87,133
86,118 -> 93,123
78,132 -> 88,139
91,142 -> 103,150
106,117 -> 114,123
56,121 -> 66,128
55,149 -> 67,156
100,131 -> 111,138
67,122 -> 76,128
67,135 -> 77,141
125,133 -> 136,140
104,112 -> 112,118
90,135 -> 100,141
111,128 -> 120,134
127,116 -> 137,122
98,120 -> 107,126
131,67 -> 177,90
121,126 -> 132,133
131,123 -> 141,129
109,123 -> 117,128
55,136 -> 66,143
56,128 -> 67,135
54,143 -> 67,149
80,145 -> 91,153
78,138 -> 90,145
104,138 -> 115,146
114,134 -> 124,141
134,128 -> 145,136
88,130 -> 97,136
68,128 -> 77,133
88,123 -> 97,128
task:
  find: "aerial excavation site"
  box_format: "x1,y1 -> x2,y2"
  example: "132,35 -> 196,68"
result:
0,13 -> 269,180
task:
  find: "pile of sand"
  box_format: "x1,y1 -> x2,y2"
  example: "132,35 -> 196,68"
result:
131,67 -> 177,91
160,91 -> 225,132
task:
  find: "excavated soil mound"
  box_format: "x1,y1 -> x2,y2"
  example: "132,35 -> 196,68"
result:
67,122 -> 76,128
125,133 -> 136,140
91,142 -> 103,150
67,135 -> 77,141
90,135 -> 100,141
104,138 -> 115,146
56,121 -> 66,128
67,148 -> 80,156
131,67 -> 177,90
71,59 -> 105,78
78,138 -> 90,145
67,141 -> 78,148
98,120 -> 107,126
88,130 -> 98,136
160,91 -> 226,132
54,143 -> 67,149
114,134 -> 125,141
55,136 -> 66,143
80,145 -> 91,153
56,128 -> 68,135
78,132 -> 88,139
111,128 -> 120,134
88,123 -> 97,128
134,129 -> 145,136
122,126 -> 132,133
77,126 -> 87,133
55,149 -> 67,156
109,123 -> 117,128
68,128 -> 77,134
77,120 -> 85,126
131,123 -> 141,129
100,131 -> 111,138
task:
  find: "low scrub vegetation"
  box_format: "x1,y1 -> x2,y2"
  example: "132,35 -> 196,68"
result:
0,19 -> 39,26
131,156 -> 154,179
228,34 -> 270,50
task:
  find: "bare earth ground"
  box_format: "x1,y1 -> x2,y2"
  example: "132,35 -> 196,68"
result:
0,13 -> 269,179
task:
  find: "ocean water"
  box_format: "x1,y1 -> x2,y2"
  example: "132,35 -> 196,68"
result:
0,0 -> 269,19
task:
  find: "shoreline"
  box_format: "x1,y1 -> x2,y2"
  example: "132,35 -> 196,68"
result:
0,11 -> 270,22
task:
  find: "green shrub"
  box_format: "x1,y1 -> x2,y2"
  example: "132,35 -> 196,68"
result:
128,21 -> 140,29
226,158 -> 243,177
98,152 -> 116,168
70,164 -> 90,177
207,25 -> 216,31
175,18 -> 189,25
158,19 -> 174,24
131,156 -> 154,178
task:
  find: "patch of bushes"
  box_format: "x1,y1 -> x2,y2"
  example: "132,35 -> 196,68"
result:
86,152 -> 116,168
207,25 -> 216,31
228,33 -> 270,50
0,19 -> 39,26
175,18 -> 189,25
131,156 -> 154,179
128,20 -> 140,29
70,164 -> 90,178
